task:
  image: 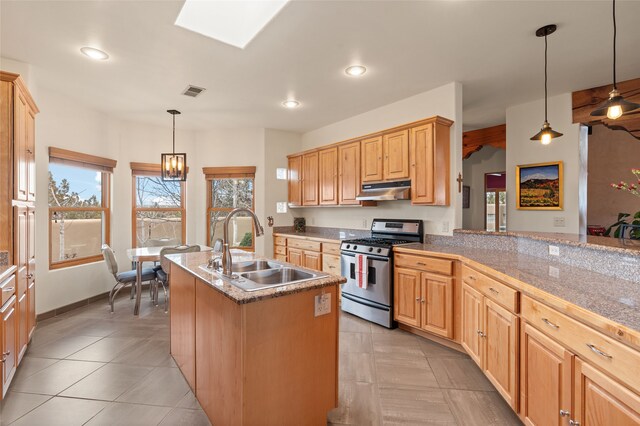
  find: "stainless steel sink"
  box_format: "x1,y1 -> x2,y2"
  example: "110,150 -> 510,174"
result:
232,260 -> 281,273
241,268 -> 315,285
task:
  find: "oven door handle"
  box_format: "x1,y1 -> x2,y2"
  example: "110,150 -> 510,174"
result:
341,252 -> 390,262
341,293 -> 390,311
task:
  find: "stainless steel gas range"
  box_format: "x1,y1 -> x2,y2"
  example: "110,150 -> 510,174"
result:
340,218 -> 423,328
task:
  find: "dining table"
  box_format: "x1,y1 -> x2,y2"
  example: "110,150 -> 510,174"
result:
126,245 -> 212,315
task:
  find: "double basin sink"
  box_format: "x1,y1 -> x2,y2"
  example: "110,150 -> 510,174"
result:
200,259 -> 326,292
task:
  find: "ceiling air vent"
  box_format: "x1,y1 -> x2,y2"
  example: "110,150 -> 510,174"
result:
182,85 -> 206,98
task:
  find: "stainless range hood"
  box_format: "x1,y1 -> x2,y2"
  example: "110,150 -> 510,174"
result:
356,180 -> 411,201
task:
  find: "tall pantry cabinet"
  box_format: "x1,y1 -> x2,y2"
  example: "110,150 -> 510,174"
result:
1,71 -> 39,399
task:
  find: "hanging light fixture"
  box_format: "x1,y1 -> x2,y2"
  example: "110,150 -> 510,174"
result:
530,24 -> 563,145
161,109 -> 187,181
590,0 -> 640,120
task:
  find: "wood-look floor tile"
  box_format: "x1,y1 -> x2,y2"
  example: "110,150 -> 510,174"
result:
116,367 -> 190,407
159,407 -> 212,426
110,338 -> 172,366
378,384 -> 456,425
428,358 -> 495,391
10,396 -> 108,426
374,352 -> 438,388
339,351 -> 376,383
65,337 -> 139,362
60,363 -> 153,401
26,335 -> 102,359
340,312 -> 373,333
443,389 -> 523,426
84,401 -> 172,426
9,357 -> 59,382
340,332 -> 373,353
418,338 -> 468,359
371,332 -> 422,355
327,381 -> 381,425
9,360 -> 105,396
0,391 -> 51,425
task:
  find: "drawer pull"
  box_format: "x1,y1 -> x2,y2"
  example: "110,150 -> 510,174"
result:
468,275 -> 476,280
542,318 -> 559,329
416,262 -> 426,266
586,344 -> 612,359
489,287 -> 499,294
2,287 -> 14,292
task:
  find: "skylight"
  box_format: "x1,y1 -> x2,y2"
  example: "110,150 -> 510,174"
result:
175,0 -> 290,49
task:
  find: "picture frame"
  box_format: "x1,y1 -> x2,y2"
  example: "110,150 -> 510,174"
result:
516,161 -> 563,210
462,185 -> 470,209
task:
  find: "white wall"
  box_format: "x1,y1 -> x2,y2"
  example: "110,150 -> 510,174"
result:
505,93 -> 581,233
297,82 -> 463,235
462,146 -> 506,230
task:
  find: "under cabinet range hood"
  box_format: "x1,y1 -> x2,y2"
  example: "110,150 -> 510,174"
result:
356,180 -> 411,201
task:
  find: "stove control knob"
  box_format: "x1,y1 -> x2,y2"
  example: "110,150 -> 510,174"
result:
368,247 -> 373,252
377,248 -> 382,253
346,244 -> 351,249
353,246 -> 358,250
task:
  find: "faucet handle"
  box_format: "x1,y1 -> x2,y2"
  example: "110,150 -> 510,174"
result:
208,255 -> 222,271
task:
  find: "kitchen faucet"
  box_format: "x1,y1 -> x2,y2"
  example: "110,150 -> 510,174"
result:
221,208 -> 264,277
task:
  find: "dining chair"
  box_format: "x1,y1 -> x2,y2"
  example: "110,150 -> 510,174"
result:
154,245 -> 201,312
102,244 -> 157,313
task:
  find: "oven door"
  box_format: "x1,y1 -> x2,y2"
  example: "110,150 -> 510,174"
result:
340,252 -> 391,307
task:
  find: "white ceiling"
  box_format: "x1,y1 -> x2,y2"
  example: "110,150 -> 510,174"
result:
1,1 -> 639,133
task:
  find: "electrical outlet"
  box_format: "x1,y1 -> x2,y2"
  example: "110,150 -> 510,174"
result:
548,265 -> 560,278
553,217 -> 566,227
549,245 -> 560,256
314,293 -> 331,317
276,202 -> 287,213
442,221 -> 449,233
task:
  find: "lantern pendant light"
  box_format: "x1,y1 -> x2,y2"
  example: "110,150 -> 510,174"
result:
590,0 -> 640,120
161,109 -> 187,181
530,24 -> 563,145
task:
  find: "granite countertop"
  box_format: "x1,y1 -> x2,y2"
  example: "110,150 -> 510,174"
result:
272,226 -> 369,242
396,243 -> 640,335
0,265 -> 17,283
167,251 -> 346,304
454,229 -> 640,256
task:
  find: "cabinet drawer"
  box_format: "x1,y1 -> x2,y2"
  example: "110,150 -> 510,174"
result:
274,236 -> 287,246
1,274 -> 16,306
461,264 -> 518,312
395,254 -> 453,276
274,246 -> 287,255
522,295 -> 640,393
287,238 -> 321,251
322,254 -> 341,275
322,242 -> 341,255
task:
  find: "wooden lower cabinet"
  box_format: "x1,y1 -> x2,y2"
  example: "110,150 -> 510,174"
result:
461,282 -> 483,365
27,280 -> 35,339
17,291 -> 27,361
287,248 -> 303,267
520,322 -> 574,426
302,250 -> 321,271
322,253 -> 340,275
169,265 -> 196,389
1,296 -> 17,397
394,268 -> 420,327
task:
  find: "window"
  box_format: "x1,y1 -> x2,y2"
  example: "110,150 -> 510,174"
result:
485,172 -> 507,232
131,163 -> 186,248
205,167 -> 256,250
48,147 -> 116,269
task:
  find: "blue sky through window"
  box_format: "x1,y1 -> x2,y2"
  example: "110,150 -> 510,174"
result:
49,163 -> 102,201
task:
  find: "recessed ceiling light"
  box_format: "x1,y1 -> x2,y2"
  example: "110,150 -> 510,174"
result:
175,0 -> 290,49
80,47 -> 109,61
345,65 -> 367,77
282,100 -> 300,109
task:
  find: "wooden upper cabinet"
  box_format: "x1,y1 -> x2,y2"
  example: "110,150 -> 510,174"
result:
302,152 -> 319,206
14,90 -> 28,201
520,322 -> 573,426
420,273 -> 453,339
394,268 -> 420,327
383,129 -> 409,181
288,156 -> 302,206
410,122 -> 450,205
26,108 -> 36,201
361,136 -> 383,182
338,142 -> 361,205
574,357 -> 640,426
318,148 -> 338,205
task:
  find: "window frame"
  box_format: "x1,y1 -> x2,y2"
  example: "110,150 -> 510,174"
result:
204,166 -> 256,251
130,162 -> 187,249
48,148 -> 116,270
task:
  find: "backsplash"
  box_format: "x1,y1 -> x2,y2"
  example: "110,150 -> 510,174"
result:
273,226 -> 369,240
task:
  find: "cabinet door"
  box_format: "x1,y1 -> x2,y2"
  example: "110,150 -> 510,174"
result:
410,123 -> 435,204
461,282 -> 483,366
361,136 -> 383,182
319,148 -> 338,205
520,323 -> 573,426
26,108 -> 36,201
383,130 -> 409,181
420,272 -> 453,338
287,248 -> 303,267
394,267 -> 420,327
338,142 -> 361,205
288,156 -> 302,206
13,207 -> 28,297
302,251 -> 322,271
169,265 -> 196,389
27,280 -> 36,340
2,296 -> 17,396
574,358 -> 640,426
302,152 -> 319,206
13,90 -> 28,201
483,298 -> 519,410
17,291 -> 27,362
27,208 -> 35,280
322,254 -> 341,275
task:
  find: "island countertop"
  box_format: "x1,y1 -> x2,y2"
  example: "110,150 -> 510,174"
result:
167,251 -> 346,304
395,243 -> 640,345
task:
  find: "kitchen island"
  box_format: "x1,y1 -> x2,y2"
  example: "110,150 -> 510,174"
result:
167,250 -> 345,426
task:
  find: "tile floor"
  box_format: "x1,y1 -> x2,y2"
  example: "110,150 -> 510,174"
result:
1,293 -> 522,425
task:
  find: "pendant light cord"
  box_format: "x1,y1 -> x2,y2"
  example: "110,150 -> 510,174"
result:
612,0 -> 617,89
544,32 -> 548,122
172,113 -> 176,154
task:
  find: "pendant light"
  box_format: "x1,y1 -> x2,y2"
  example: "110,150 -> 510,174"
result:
161,109 -> 187,181
530,24 -> 563,145
590,0 -> 640,120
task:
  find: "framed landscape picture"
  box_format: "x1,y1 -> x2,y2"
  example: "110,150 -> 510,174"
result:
516,161 -> 563,210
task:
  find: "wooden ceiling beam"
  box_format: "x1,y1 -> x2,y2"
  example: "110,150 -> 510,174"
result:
462,124 -> 506,159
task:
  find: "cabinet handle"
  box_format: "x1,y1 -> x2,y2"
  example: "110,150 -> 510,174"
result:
586,343 -> 612,359
27,274 -> 34,279
416,262 -> 426,266
421,298 -> 425,303
542,318 -> 559,329
488,287 -> 499,294
560,410 -> 571,417
477,330 -> 486,338
415,297 -> 420,301
27,149 -> 33,154
2,287 -> 14,292
569,421 -> 580,426
1,350 -> 10,362
467,275 -> 476,280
